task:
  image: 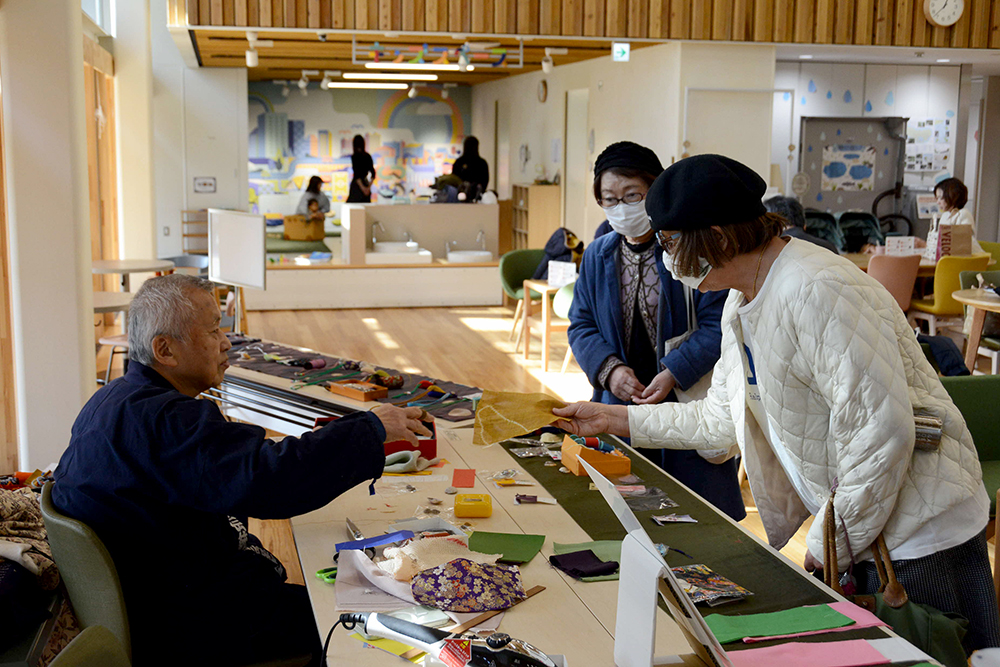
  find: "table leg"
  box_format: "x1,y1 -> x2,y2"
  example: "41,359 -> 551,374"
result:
522,283 -> 531,360
122,274 -> 130,292
965,307 -> 986,372
541,293 -> 552,372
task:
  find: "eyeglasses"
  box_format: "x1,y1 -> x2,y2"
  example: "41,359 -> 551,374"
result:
656,231 -> 682,254
598,192 -> 645,209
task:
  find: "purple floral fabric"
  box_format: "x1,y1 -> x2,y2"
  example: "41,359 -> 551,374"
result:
410,558 -> 526,612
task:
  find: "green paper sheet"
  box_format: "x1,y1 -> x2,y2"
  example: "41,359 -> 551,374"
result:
468,532 -> 545,564
553,540 -> 622,582
705,605 -> 856,644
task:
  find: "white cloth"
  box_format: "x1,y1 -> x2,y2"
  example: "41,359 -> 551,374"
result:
627,238 -> 987,569
0,539 -> 39,575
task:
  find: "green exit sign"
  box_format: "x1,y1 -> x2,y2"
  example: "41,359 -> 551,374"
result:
612,42 -> 630,62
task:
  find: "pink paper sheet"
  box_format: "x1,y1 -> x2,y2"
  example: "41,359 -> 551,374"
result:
743,602 -> 889,643
728,639 -> 890,667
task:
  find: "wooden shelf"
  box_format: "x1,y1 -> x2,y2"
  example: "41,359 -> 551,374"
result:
509,184 -> 561,251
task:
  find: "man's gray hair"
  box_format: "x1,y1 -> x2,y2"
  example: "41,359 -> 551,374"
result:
128,273 -> 215,366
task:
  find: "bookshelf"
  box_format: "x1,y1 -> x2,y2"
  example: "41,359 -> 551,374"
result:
511,184 -> 561,250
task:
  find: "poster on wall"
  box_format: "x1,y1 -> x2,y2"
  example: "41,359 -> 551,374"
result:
905,117 -> 951,174
821,144 -> 876,191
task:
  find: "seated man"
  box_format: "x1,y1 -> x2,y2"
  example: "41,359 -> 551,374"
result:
764,195 -> 840,254
52,274 -> 429,666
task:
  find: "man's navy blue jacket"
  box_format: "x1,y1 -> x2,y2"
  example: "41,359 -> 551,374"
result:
52,362 -> 385,621
568,232 -> 728,404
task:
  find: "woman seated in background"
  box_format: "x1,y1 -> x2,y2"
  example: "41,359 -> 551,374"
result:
935,177 -> 983,254
568,141 -> 744,521
295,175 -> 330,220
555,154 -> 998,652
347,134 -> 377,203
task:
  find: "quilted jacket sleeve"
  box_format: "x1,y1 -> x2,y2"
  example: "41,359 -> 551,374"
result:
796,278 -> 915,567
661,288 -> 727,391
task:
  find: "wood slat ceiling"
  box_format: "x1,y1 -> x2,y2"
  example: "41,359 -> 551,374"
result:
194,29 -> 638,84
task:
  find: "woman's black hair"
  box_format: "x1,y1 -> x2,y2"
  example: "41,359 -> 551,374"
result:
352,134 -> 366,153
306,175 -> 323,194
463,136 -> 480,158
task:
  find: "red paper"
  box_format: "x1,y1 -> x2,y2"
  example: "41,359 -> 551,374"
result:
439,638 -> 472,667
728,639 -> 889,667
452,469 -> 476,488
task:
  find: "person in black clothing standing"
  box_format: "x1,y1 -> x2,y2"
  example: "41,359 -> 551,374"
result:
451,136 -> 489,197
347,134 -> 376,203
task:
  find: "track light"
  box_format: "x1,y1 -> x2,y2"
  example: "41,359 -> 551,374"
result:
441,88 -> 448,99
282,85 -> 290,97
408,85 -> 418,98
274,79 -> 291,97
441,82 -> 457,99
320,74 -> 332,89
298,75 -> 308,90
458,52 -> 471,72
541,55 -> 553,74
245,49 -> 258,67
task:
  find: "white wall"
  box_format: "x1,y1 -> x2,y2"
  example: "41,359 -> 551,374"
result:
152,0 -> 249,258
0,0 -> 94,469
472,42 -> 776,243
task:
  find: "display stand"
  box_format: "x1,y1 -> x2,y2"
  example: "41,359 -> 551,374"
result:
208,209 -> 265,336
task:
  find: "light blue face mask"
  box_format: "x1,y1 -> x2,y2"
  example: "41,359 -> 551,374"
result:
662,250 -> 712,290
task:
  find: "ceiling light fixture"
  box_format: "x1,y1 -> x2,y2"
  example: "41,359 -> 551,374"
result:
799,54 -> 814,59
245,49 -> 258,67
323,82 -> 409,90
408,85 -> 418,98
273,79 -> 291,97
441,82 -> 458,99
365,62 -> 474,72
937,58 -> 951,63
343,72 -> 438,81
246,31 -> 273,48
541,55 -> 553,74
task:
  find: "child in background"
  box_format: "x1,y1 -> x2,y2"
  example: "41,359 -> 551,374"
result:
306,198 -> 324,223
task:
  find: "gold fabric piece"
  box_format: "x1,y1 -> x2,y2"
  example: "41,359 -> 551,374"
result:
473,390 -> 566,446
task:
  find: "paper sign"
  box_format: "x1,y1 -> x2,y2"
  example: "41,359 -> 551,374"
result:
916,194 -> 940,218
612,42 -> 630,62
439,638 -> 472,667
547,260 -> 578,288
885,236 -> 916,256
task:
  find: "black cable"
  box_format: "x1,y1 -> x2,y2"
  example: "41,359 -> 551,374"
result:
321,615 -> 363,667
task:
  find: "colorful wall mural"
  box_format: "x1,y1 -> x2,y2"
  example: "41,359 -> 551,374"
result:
247,82 -> 472,214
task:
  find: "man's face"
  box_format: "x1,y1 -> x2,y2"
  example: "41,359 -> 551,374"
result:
162,290 -> 232,396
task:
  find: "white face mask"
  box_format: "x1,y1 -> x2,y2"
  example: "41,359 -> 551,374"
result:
605,200 -> 652,239
662,250 -> 712,290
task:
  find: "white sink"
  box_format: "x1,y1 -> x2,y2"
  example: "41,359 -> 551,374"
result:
366,249 -> 433,265
372,241 -> 420,253
446,250 -> 494,263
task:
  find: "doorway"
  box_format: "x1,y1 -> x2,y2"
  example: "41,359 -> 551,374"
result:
563,88 -> 589,239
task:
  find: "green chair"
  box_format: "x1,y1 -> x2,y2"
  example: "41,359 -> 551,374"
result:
959,270 -> 1000,374
50,626 -> 130,667
979,240 -> 1000,267
551,281 -> 576,373
40,482 -> 131,661
499,249 -> 546,349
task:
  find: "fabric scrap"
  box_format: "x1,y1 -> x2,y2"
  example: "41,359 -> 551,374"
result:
549,549 -> 619,580
727,638 -> 890,667
552,540 -> 623,582
468,532 -> 545,564
742,602 -> 888,643
706,603 -> 856,644
411,558 -> 526,612
472,390 -> 566,446
378,535 -> 500,582
0,488 -> 58,589
452,469 -> 476,488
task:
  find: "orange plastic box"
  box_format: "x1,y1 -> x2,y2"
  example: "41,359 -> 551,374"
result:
327,379 -> 388,401
560,434 -> 631,477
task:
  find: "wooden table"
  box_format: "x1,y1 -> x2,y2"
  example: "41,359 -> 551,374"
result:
521,279 -> 568,372
953,288 -> 1000,370
92,258 -> 175,292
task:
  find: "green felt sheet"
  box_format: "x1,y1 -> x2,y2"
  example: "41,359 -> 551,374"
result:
705,605 -> 855,644
552,540 -> 623,581
468,531 -> 545,564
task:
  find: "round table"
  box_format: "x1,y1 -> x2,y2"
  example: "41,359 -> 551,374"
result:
952,288 -> 1000,370
92,259 -> 175,292
92,291 -> 134,313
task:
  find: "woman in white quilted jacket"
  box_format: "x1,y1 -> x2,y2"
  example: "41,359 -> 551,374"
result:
553,154 -> 999,651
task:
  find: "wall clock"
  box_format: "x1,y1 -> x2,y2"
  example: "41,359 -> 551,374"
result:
923,0 -> 964,27
537,80 -> 548,103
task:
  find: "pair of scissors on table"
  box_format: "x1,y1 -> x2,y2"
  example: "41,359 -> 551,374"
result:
319,517 -> 373,582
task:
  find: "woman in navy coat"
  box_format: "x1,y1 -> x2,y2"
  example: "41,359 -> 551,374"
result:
569,141 -> 745,520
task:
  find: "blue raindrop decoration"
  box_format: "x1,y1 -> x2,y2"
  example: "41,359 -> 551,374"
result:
808,80 -> 817,93
783,92 -> 791,101
844,90 -> 853,103
817,193 -> 824,202
884,148 -> 890,155
836,129 -> 842,135
801,96 -> 807,106
885,91 -> 894,106
807,145 -> 813,152
827,91 -> 833,99
946,109 -> 955,118
865,100 -> 873,112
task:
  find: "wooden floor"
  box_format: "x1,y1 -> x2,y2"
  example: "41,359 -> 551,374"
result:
95,305 -> 995,585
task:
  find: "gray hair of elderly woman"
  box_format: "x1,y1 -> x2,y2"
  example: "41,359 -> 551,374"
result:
763,195 -> 805,229
128,273 -> 215,366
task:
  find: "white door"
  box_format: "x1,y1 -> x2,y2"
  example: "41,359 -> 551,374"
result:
496,99 -> 511,199
564,88 -> 590,239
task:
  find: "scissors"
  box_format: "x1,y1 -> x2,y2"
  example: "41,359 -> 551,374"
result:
333,518 -> 377,561
315,566 -> 338,584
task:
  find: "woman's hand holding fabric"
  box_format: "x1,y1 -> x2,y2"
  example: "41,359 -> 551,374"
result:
552,402 -> 630,437
608,365 -> 646,403
633,368 -> 677,405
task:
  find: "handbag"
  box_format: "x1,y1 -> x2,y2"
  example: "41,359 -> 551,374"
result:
823,489 -> 969,667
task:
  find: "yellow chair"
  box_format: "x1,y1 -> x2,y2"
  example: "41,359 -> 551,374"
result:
980,240 -> 1000,267
908,253 -> 991,335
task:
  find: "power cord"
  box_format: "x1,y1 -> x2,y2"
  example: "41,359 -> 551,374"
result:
321,614 -> 365,667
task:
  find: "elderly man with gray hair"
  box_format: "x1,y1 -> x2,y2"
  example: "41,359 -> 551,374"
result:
52,274 -> 429,666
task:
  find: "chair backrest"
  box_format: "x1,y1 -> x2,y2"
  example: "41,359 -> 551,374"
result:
552,281 -> 575,320
940,375 -> 1000,461
803,210 -> 845,250
498,249 -> 546,299
867,254 -> 922,311
978,240 -> 1000,268
49,625 -> 131,667
40,483 -> 131,659
928,254 -> 992,315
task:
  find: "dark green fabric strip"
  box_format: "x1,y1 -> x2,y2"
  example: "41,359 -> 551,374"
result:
498,438 -> 888,650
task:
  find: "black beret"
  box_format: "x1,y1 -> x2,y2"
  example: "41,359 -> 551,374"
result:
645,154 -> 767,233
593,141 -> 664,182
